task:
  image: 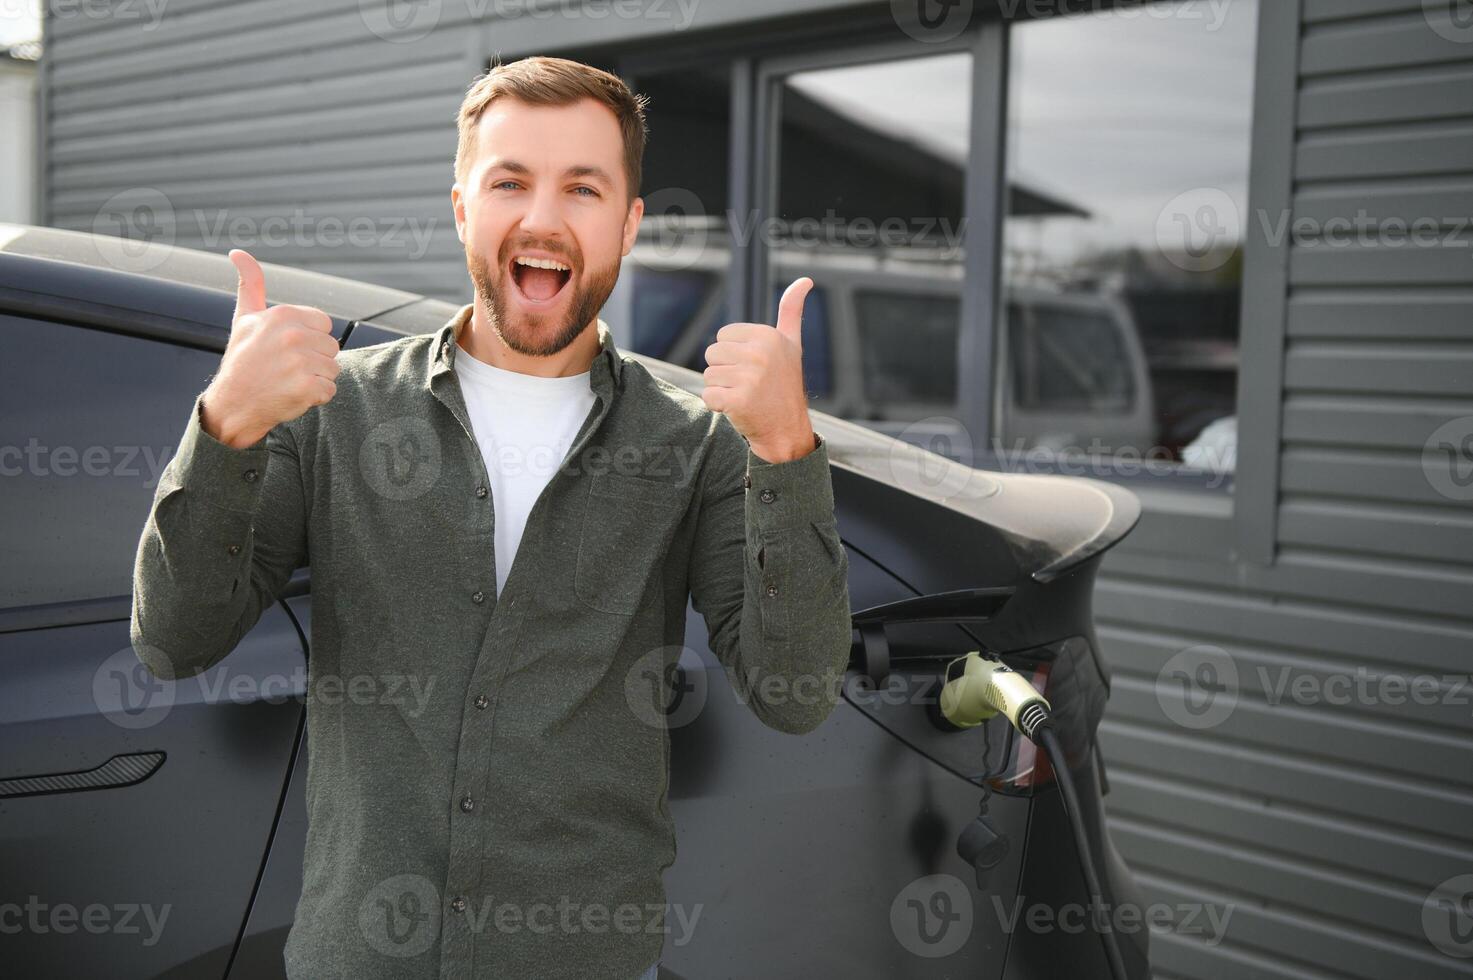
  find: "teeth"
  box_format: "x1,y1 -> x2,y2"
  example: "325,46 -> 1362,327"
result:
514,256 -> 570,272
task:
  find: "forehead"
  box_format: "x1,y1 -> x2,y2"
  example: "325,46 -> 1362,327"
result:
472,97 -> 624,180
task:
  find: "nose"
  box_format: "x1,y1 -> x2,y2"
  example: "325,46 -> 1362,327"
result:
518,183 -> 564,241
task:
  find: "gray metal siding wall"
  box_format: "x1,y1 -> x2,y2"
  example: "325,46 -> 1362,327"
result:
1094,2 -> 1473,978
43,0 -> 485,300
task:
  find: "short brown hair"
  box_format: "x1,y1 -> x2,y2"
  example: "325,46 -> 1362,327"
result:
454,56 -> 649,201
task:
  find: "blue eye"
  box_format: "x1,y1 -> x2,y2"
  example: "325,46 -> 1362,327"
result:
574,186 -> 598,197
494,180 -> 521,191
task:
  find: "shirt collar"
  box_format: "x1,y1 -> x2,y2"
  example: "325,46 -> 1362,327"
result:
426,302 -> 624,393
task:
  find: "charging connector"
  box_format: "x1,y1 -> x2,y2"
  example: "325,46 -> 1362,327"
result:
938,651 -> 1131,980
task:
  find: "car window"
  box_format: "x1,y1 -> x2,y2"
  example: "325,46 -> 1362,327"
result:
683,284 -> 833,400
1008,302 -> 1134,412
0,315 -> 220,609
628,266 -> 715,360
854,290 -> 959,408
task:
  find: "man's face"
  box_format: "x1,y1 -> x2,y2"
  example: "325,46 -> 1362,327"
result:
452,97 -> 643,358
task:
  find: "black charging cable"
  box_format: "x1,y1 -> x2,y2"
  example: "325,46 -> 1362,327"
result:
938,652 -> 1129,980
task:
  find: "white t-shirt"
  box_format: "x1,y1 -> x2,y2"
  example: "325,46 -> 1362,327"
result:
454,343 -> 598,599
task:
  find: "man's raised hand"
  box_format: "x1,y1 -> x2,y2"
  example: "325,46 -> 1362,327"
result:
199,249 -> 341,449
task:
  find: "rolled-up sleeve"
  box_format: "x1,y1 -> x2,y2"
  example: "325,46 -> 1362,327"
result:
129,390 -> 309,680
686,415 -> 852,735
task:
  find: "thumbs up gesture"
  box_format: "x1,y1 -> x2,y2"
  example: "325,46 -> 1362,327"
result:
700,276 -> 819,463
198,249 -> 341,449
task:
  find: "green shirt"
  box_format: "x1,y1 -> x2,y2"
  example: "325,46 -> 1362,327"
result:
129,303 -> 853,980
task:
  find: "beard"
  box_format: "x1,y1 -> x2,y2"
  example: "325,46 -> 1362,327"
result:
466,236 -> 620,359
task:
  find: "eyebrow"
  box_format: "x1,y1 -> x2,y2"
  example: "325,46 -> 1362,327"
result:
484,160 -> 615,188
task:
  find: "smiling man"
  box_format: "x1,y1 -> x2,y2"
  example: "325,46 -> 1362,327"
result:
130,56 -> 852,980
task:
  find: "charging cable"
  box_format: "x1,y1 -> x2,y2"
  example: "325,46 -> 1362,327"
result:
939,652 -> 1130,980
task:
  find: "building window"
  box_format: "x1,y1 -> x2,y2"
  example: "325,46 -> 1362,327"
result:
767,50 -> 972,423
998,0 -> 1259,478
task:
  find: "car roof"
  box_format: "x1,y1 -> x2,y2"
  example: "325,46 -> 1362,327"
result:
0,222 -> 425,324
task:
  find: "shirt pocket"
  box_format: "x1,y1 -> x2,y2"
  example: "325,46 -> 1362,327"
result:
574,471 -> 687,616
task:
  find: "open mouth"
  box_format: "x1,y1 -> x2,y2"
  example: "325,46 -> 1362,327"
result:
509,254 -> 573,305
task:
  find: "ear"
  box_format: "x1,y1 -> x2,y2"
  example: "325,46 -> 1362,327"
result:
451,182 -> 467,244
621,196 -> 644,256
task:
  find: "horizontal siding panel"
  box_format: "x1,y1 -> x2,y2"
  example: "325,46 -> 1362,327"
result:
53,137 -> 454,191
1102,547 -> 1473,621
50,166 -> 455,216
49,28 -> 468,116
1296,63 -> 1473,128
1292,175 -> 1473,225
1100,626 -> 1473,733
1302,0 -> 1427,23
1296,120 -> 1473,179
1279,446 -> 1461,506
1107,770 -> 1473,891
48,98 -> 453,165
49,59 -> 467,141
1300,9 -> 1473,76
1110,674 -> 1472,787
1277,497 -> 1473,565
1111,819 -> 1431,947
1283,394 -> 1473,446
1121,872 -> 1468,980
1288,241 -> 1473,287
45,0 -> 365,65
1282,341 -> 1473,394
1094,579 -> 1473,675
1286,290 -> 1473,339
1097,721 -> 1471,842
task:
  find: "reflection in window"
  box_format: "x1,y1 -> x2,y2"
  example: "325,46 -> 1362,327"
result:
771,52 -> 971,423
622,65 -> 730,364
1000,0 -> 1257,476
1008,301 -> 1133,413
629,267 -> 713,360
855,291 -> 958,409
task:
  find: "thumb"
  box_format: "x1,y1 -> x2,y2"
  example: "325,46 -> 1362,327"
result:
229,248 -> 267,319
775,277 -> 812,347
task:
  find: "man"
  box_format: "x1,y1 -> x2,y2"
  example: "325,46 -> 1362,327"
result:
129,56 -> 852,979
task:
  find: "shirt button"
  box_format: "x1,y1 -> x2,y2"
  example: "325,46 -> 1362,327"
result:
450,896 -> 467,913
760,488 -> 777,503
474,485 -> 488,498
226,544 -> 241,556
766,584 -> 779,598
242,468 -> 258,483
471,590 -> 485,604
460,795 -> 475,812
474,694 -> 489,710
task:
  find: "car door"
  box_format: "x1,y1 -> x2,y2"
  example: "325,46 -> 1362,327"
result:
0,312 -> 307,979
